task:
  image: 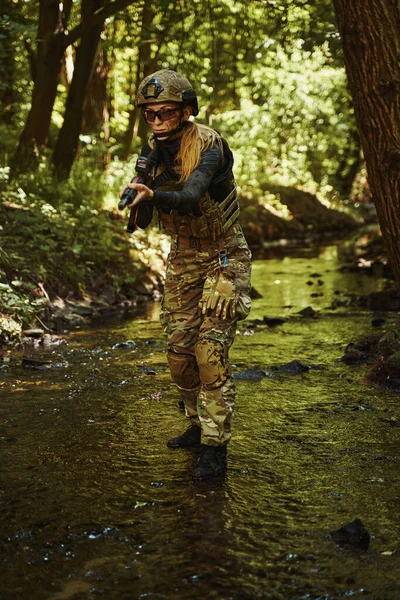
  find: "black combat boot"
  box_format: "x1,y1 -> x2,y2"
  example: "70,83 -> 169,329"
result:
192,445 -> 227,480
167,424 -> 201,449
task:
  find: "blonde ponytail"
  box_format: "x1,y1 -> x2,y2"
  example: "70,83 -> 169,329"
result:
176,122 -> 223,183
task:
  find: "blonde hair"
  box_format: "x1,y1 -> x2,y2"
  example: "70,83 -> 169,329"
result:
176,122 -> 223,183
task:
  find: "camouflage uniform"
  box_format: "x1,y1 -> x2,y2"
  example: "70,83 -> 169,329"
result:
147,151 -> 252,447
160,221 -> 251,446
135,69 -> 252,448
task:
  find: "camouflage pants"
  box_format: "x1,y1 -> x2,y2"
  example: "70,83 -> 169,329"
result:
160,225 -> 252,446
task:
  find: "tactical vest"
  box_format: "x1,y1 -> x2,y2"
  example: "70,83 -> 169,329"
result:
148,141 -> 240,241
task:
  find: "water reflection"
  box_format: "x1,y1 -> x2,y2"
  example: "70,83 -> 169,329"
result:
1,236 -> 400,599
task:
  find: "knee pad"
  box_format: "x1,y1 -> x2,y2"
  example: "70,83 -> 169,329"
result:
167,346 -> 199,389
195,338 -> 230,391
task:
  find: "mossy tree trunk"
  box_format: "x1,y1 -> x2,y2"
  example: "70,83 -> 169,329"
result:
333,0 -> 400,290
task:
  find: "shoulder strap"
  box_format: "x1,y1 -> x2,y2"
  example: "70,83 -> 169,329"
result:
152,167 -> 180,189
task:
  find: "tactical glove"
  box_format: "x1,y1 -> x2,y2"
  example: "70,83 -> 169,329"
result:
201,271 -> 236,320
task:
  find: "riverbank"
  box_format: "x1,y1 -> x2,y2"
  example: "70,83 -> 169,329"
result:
0,182 -> 380,349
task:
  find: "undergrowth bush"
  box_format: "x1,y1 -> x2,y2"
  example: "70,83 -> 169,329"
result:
0,163 -> 166,345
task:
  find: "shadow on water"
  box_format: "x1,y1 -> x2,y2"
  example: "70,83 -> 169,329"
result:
1,233 -> 400,599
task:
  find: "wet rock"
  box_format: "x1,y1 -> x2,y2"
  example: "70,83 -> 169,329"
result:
65,300 -> 95,316
329,518 -> 370,549
145,339 -> 165,348
298,306 -> 317,318
380,418 -> 400,427
42,333 -> 65,347
374,455 -> 397,462
22,328 -> 44,339
139,366 -> 157,375
367,290 -> 400,311
278,360 -> 309,374
233,367 -> 270,381
341,335 -> 383,365
371,317 -> 386,327
249,286 -> 263,299
238,329 -> 255,336
112,340 -> 137,349
22,356 -> 69,370
22,357 -> 52,368
341,344 -> 367,365
262,316 -> 286,327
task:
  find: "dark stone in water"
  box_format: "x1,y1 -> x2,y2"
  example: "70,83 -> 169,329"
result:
233,367 -> 269,381
262,316 -> 286,327
298,306 -> 317,318
22,328 -> 44,339
329,518 -> 370,549
249,286 -> 263,299
112,340 -> 137,349
248,316 -> 286,328
140,366 -> 157,375
21,356 -> 68,370
278,360 -> 309,374
380,418 -> 400,427
371,317 -> 386,327
341,344 -> 366,365
145,339 -> 164,347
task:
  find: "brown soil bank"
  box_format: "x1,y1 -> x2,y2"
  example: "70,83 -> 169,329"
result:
240,185 -> 364,247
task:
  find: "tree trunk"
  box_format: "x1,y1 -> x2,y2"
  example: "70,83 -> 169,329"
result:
12,0 -> 67,170
123,2 -> 156,158
81,44 -> 109,135
333,0 -> 400,290
0,2 -> 17,124
12,0 -> 133,174
82,43 -> 112,168
52,0 -> 104,179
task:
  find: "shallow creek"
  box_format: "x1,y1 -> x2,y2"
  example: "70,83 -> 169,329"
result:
1,235 -> 400,599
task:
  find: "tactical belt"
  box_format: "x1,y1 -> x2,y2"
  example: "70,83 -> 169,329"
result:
176,222 -> 240,249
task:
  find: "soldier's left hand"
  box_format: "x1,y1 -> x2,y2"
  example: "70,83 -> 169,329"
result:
202,271 -> 236,320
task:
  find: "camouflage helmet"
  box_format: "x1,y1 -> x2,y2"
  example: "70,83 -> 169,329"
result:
136,69 -> 199,116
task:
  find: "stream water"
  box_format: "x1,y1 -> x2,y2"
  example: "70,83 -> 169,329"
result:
1,233 -> 400,600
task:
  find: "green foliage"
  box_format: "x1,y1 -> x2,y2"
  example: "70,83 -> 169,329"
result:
211,41 -> 358,199
0,162 -> 165,344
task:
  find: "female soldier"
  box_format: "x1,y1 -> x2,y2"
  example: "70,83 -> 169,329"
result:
121,70 -> 251,480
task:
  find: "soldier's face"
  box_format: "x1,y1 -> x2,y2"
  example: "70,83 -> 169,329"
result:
143,102 -> 183,139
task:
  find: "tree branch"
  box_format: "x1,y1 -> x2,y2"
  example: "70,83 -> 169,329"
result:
62,0 -> 138,49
